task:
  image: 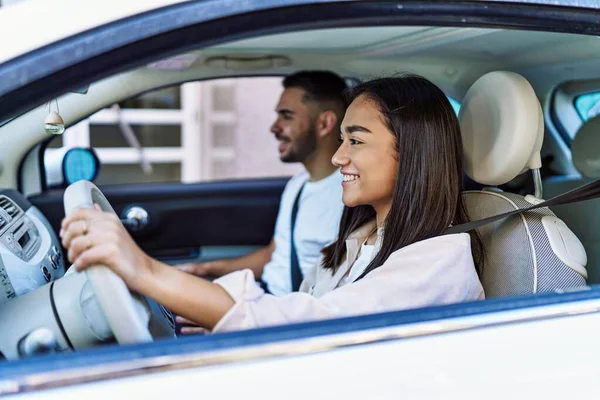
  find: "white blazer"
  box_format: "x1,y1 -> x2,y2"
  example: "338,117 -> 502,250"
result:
212,220 -> 485,332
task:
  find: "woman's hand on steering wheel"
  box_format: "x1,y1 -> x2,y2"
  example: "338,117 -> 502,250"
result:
60,204 -> 153,293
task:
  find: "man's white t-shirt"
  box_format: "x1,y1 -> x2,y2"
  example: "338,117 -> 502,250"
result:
262,169 -> 344,296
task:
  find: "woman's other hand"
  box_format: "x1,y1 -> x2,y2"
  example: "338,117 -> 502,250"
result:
175,315 -> 209,335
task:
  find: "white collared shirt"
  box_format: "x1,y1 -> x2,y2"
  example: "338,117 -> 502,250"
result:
212,220 -> 485,333
340,243 -> 375,286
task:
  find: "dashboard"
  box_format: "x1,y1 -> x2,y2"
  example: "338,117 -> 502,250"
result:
0,187 -> 173,360
0,190 -> 65,302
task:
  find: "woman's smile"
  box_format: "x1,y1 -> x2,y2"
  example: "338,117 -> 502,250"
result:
342,173 -> 360,184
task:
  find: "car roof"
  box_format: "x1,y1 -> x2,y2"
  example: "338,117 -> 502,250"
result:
1,0 -> 599,65
0,0 -> 187,64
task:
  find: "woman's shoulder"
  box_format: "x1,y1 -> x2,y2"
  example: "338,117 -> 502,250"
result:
392,233 -> 471,255
377,233 -> 483,301
383,233 -> 474,274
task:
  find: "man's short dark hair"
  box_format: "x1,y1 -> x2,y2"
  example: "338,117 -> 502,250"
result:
283,70 -> 347,109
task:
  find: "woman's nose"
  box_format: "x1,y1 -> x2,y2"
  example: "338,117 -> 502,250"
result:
332,143 -> 349,167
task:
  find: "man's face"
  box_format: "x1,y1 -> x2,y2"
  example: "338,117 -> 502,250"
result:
270,87 -> 318,163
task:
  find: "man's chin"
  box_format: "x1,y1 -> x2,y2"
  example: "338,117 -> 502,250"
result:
279,152 -> 298,163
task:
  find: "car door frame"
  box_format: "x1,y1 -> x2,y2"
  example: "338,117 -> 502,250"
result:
2,0 -> 600,396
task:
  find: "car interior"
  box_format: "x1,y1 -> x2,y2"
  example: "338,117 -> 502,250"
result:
0,24 -> 599,361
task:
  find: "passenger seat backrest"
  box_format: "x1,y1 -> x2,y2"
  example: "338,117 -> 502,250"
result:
544,115 -> 600,284
460,71 -> 587,297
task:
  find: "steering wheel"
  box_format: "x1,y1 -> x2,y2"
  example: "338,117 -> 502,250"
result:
63,180 -> 174,344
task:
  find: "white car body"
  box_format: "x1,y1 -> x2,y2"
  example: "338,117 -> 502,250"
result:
0,1 -> 599,398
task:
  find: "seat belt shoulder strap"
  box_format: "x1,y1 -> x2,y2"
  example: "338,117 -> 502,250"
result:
446,177 -> 600,234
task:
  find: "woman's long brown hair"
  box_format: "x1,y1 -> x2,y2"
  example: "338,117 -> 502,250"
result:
321,75 -> 483,278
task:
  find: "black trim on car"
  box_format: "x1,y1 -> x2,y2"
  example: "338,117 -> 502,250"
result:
48,282 -> 74,351
2,1 -> 600,122
38,140 -> 49,193
28,176 -> 287,245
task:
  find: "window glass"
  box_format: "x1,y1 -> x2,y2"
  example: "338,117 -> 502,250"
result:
45,77 -> 302,186
575,91 -> 600,121
448,96 -> 461,115
44,78 -> 463,187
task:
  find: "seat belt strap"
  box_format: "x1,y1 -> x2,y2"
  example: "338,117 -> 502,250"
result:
290,182 -> 306,292
446,177 -> 600,234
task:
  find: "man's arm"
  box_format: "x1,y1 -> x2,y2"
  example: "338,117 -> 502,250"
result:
176,239 -> 275,280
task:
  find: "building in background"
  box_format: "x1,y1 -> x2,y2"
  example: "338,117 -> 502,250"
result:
48,77 -> 303,185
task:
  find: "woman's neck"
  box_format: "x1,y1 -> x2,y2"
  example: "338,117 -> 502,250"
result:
373,201 -> 392,229
362,202 -> 390,246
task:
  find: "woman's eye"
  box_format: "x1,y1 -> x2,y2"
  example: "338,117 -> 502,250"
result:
338,136 -> 361,145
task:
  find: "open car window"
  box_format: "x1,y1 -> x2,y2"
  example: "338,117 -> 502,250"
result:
40,81 -> 462,188
43,77 -> 302,187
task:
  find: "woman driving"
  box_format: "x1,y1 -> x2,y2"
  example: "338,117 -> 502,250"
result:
60,75 -> 485,333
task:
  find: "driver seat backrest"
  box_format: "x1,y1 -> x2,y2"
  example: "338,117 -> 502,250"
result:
459,72 -> 588,297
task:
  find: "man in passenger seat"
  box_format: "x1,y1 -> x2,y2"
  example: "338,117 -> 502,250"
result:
176,71 -> 346,302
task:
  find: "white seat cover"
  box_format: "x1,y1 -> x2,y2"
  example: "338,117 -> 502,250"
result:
460,72 -> 587,297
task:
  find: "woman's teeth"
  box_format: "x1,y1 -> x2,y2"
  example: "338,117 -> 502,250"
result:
343,175 -> 359,182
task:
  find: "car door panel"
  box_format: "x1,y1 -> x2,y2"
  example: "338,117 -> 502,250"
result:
27,177 -> 288,262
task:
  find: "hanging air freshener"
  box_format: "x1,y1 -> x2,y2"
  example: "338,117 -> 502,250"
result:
44,99 -> 65,135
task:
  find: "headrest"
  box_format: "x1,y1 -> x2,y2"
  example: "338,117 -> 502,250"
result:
572,115 -> 600,178
459,71 -> 544,186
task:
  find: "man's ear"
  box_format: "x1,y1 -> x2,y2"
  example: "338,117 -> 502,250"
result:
315,110 -> 338,139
